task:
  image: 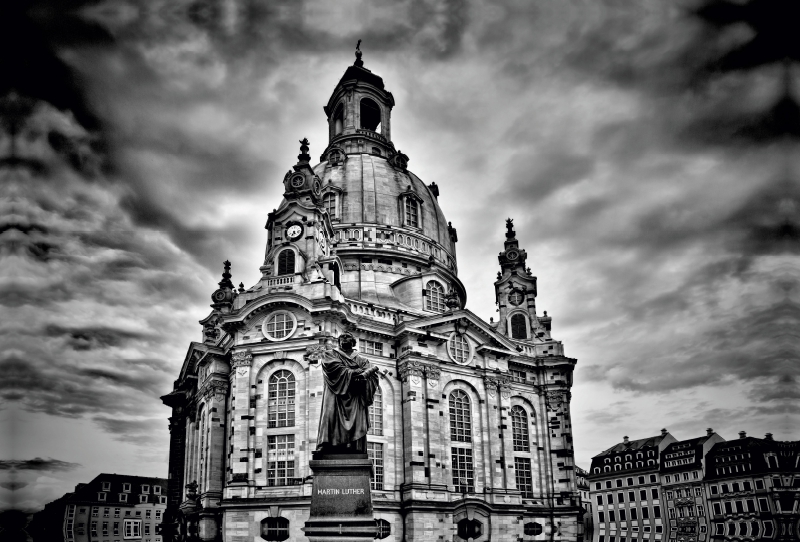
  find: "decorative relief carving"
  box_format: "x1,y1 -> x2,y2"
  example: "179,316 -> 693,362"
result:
231,350 -> 253,368
398,360 -> 424,382
200,380 -> 229,400
304,344 -> 329,363
546,390 -> 570,412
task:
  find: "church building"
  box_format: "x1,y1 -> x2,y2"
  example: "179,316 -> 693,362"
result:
161,47 -> 581,542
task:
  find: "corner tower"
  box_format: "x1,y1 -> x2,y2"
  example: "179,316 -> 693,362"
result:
495,218 -> 552,341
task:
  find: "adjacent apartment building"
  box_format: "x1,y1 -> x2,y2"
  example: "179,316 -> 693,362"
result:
31,474 -> 168,542
589,430 -> 800,542
587,430 -> 676,542
576,466 -> 593,535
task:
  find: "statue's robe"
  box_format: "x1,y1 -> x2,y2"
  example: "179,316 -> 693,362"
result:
317,348 -> 379,449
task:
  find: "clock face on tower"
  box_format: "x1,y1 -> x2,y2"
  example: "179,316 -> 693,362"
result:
286,224 -> 303,241
506,249 -> 519,261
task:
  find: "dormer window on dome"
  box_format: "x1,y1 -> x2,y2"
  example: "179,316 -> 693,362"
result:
400,189 -> 424,230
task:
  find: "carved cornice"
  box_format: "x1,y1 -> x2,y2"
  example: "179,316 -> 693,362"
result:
231,349 -> 253,368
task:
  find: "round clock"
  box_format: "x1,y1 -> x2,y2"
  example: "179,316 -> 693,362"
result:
313,179 -> 322,196
506,249 -> 519,261
291,174 -> 305,188
212,290 -> 226,302
286,224 -> 303,241
508,290 -> 524,306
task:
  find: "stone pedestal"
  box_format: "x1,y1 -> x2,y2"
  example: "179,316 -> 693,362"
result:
304,453 -> 377,541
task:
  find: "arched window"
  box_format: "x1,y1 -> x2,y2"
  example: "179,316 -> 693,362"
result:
360,98 -> 381,131
615,456 -> 621,462
368,386 -> 383,436
277,249 -> 295,275
625,462 -> 632,469
510,313 -> 527,339
268,370 -> 295,428
510,406 -> 530,452
625,454 -> 632,461
322,192 -> 336,218
604,466 -> 611,472
449,390 -> 471,442
637,461 -> 643,468
425,281 -> 445,312
449,390 -> 475,494
615,464 -> 622,471
405,197 -> 419,228
333,103 -> 344,135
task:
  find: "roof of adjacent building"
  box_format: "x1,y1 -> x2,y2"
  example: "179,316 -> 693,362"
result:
705,436 -> 799,480
659,435 -> 710,473
595,434 -> 666,457
66,473 -> 168,505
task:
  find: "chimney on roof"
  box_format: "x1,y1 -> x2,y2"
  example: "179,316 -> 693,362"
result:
765,433 -> 774,441
739,431 -> 746,439
707,428 -> 714,436
623,436 -> 629,445
661,428 -> 667,436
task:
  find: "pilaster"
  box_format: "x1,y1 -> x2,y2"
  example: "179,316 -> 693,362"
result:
228,349 -> 254,490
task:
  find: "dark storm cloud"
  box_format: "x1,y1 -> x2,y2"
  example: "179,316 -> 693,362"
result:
93,416 -> 166,444
0,459 -> 80,473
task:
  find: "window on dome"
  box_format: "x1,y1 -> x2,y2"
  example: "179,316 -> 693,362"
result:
425,281 -> 445,312
277,249 -> 295,275
404,197 -> 419,228
333,103 -> 344,135
322,193 -> 336,219
510,313 -> 527,339
360,98 -> 381,132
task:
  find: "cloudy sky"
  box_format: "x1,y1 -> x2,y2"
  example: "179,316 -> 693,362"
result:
2,0 -> 798,512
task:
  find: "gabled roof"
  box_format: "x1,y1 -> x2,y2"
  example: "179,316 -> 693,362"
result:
595,434 -> 666,457
66,473 -> 168,505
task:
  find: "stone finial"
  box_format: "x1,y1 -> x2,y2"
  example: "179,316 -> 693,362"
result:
298,138 -> 311,164
739,431 -> 747,439
661,428 -> 668,436
623,436 -> 630,445
765,432 -> 773,440
238,282 -> 245,293
707,427 -> 714,436
218,260 -> 234,289
355,39 -> 364,67
505,217 -> 515,238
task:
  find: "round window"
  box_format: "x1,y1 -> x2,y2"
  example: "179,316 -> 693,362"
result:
508,290 -> 524,306
262,311 -> 297,342
447,333 -> 472,365
291,174 -> 305,188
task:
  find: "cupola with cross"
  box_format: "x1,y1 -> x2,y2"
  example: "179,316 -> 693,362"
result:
494,218 -> 548,341
321,40 -> 400,162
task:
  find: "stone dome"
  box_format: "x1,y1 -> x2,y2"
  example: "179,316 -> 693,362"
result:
312,154 -> 455,257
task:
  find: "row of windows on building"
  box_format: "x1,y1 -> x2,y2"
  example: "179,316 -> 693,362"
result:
96,493 -> 167,504
596,488 -> 662,505
663,471 -> 700,483
594,475 -> 661,490
710,498 -> 771,515
597,505 -> 663,523
82,507 -> 162,519
713,520 -> 776,538
597,528 -> 665,542
241,390 -> 538,496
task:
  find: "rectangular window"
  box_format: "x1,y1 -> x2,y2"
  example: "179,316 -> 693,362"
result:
102,482 -> 111,491
368,387 -> 383,436
91,522 -> 97,537
139,495 -> 148,504
697,505 -> 705,516
616,479 -> 623,488
627,478 -> 634,486
751,521 -> 760,537
114,509 -> 120,518
756,479 -> 765,490
145,510 -> 151,519
596,483 -> 602,490
764,521 -> 774,537
732,482 -> 740,492
114,523 -> 119,535
638,476 -> 645,484
609,510 -> 616,522
692,471 -> 699,479
92,508 -> 99,517
104,508 -> 110,518
119,494 -> 127,503
654,506 -> 661,518
758,498 -> 769,511
710,485 -> 718,495
122,483 -> 131,492
695,487 -> 702,496
367,442 -> 384,491
683,473 -> 689,481
746,499 -> 756,512
724,501 -> 733,514
618,492 -> 625,503
721,483 -> 729,493
98,493 -> 107,501
153,486 -> 161,494
715,523 -> 724,535
510,369 -> 526,382
727,523 -> 735,536
619,509 -> 627,521
639,489 -> 647,500
735,500 -> 744,513
713,502 -> 722,515
597,495 -> 604,505
141,485 -> 149,493
651,488 -> 658,499
514,457 -> 534,499
743,481 -> 751,491
642,507 -> 650,519
267,435 -> 296,486
144,525 -> 150,536
630,508 -> 638,520
599,512 -> 605,523
669,509 -> 676,519
649,475 -> 657,483
608,494 -> 614,504
359,340 -> 383,356
103,522 -> 109,536
606,481 -> 612,489
451,447 -> 474,493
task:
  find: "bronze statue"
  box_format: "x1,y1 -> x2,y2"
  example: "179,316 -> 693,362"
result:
316,332 -> 379,454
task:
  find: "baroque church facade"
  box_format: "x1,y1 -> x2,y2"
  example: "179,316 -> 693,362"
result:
161,49 -> 581,542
